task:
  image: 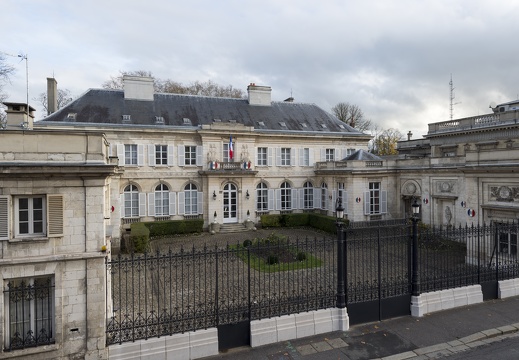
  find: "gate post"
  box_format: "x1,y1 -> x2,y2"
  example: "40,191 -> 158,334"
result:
332,198 -> 349,330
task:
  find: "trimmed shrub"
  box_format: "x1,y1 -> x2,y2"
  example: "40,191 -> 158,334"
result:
143,219 -> 203,238
129,222 -> 150,253
243,239 -> 252,247
296,251 -> 307,262
260,214 -> 281,227
266,255 -> 279,265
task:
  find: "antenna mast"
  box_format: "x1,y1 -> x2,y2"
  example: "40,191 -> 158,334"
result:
449,74 -> 460,120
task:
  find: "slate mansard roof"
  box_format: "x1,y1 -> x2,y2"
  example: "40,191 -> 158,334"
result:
41,88 -> 365,135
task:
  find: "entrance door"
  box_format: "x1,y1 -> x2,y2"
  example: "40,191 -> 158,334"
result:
223,183 -> 237,223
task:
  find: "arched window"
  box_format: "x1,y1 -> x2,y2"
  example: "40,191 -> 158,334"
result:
303,181 -> 314,209
184,183 -> 198,215
321,182 -> 328,210
281,182 -> 291,210
256,182 -> 268,211
155,184 -> 169,216
124,185 -> 139,218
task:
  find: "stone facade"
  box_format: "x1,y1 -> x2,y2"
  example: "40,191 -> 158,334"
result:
0,127 -> 116,359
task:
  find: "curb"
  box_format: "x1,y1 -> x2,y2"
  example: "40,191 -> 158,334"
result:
377,323 -> 519,359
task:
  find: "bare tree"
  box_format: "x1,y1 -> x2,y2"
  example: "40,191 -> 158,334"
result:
370,128 -> 403,155
331,102 -> 372,132
34,88 -> 74,115
0,54 -> 15,125
103,71 -> 245,98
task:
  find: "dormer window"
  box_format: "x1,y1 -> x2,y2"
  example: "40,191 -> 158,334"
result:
339,124 -> 345,129
279,122 -> 287,127
300,123 -> 307,128
229,119 -> 236,123
155,116 -> 164,124
183,118 -> 191,125
213,118 -> 221,122
67,113 -> 77,121
320,123 -> 327,129
258,121 -> 265,127
122,115 -> 131,123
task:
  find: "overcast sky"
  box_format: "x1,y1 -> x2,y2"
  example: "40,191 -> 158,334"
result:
2,0 -> 518,138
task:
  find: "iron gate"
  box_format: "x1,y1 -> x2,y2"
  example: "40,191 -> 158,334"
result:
345,226 -> 412,325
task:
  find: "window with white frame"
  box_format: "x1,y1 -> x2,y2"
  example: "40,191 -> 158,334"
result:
124,144 -> 138,165
497,223 -> 518,257
256,182 -> 268,211
4,276 -> 55,351
321,183 -> 328,209
365,182 -> 387,215
154,184 -> 169,216
15,196 -> 44,237
303,182 -> 314,209
325,149 -> 335,162
281,148 -> 291,166
184,146 -> 197,165
155,145 -> 167,165
123,185 -> 139,218
257,147 -> 268,166
281,182 -> 291,210
184,183 -> 198,215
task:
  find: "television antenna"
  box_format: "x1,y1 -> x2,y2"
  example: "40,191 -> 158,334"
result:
449,74 -> 461,120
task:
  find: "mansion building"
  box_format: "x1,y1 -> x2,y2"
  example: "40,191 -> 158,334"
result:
1,75 -> 519,358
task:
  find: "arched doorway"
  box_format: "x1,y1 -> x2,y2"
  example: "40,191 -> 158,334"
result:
223,183 -> 237,223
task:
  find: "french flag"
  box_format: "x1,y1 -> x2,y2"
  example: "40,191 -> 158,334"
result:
229,135 -> 233,160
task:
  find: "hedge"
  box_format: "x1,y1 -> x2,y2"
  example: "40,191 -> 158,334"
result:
129,222 -> 150,253
260,212 -> 348,234
142,219 -> 204,238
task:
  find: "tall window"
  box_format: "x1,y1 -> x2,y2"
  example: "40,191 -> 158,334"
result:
123,185 -> 139,218
124,144 -> 138,165
325,149 -> 335,162
281,148 -> 291,166
321,183 -> 328,209
184,183 -> 198,215
256,183 -> 268,211
257,147 -> 267,166
303,181 -> 314,209
155,145 -> 167,165
154,184 -> 169,216
15,196 -> 44,236
369,182 -> 381,214
281,182 -> 291,210
5,276 -> 55,351
498,223 -> 518,256
184,146 -> 197,165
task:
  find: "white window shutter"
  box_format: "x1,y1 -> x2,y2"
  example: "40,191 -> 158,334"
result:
0,195 -> 10,239
276,148 -> 281,166
120,193 -> 126,218
321,149 -> 326,161
197,192 -> 203,214
322,188 -> 328,209
167,145 -> 175,166
309,149 -> 314,166
178,145 -> 185,166
313,188 -> 320,209
255,148 -> 258,165
267,147 -> 273,166
267,189 -> 274,210
364,191 -> 370,215
47,194 -> 64,237
148,193 -> 155,216
178,192 -> 185,215
341,149 -> 348,159
169,192 -> 177,215
298,148 -> 303,166
381,190 -> 388,214
335,150 -> 339,161
298,188 -> 304,209
139,193 -> 146,217
344,191 -> 348,214
275,189 -> 281,210
290,149 -> 295,166
117,144 -> 125,166
196,146 -> 203,166
137,145 -> 144,166
148,145 -> 155,166
291,189 -> 298,209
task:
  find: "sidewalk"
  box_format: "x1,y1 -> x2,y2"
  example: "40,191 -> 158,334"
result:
205,296 -> 519,359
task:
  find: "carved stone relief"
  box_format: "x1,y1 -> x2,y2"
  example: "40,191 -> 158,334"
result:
489,185 -> 519,203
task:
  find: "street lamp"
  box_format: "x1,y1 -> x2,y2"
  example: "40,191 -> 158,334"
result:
411,199 -> 420,296
336,197 -> 346,309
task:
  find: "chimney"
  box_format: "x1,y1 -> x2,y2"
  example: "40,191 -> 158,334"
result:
47,77 -> 58,115
407,131 -> 413,141
123,75 -> 154,101
2,102 -> 35,130
247,83 -> 272,106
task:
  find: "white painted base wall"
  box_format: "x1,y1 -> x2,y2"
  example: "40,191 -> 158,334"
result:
411,285 -> 483,317
498,278 -> 519,298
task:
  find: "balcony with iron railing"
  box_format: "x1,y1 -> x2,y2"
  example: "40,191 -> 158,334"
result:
428,110 -> 519,135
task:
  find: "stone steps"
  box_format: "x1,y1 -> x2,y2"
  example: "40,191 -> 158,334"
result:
219,223 -> 247,233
